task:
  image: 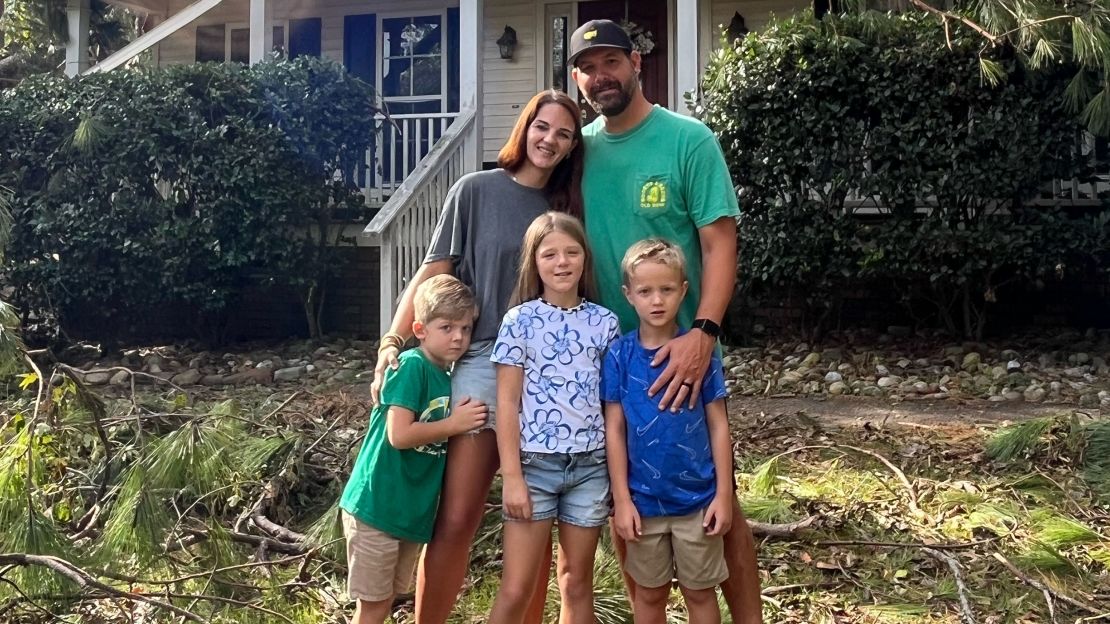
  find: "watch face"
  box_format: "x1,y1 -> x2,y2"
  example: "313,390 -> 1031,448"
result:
694,319 -> 720,337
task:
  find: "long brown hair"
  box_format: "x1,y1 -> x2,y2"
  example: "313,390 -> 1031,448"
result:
497,90 -> 585,220
509,212 -> 598,307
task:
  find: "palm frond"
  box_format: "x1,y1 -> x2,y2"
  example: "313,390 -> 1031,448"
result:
979,57 -> 1007,87
237,434 -> 292,478
69,111 -> 112,154
1064,70 -> 1097,115
1089,546 -> 1110,568
749,456 -> 781,495
301,495 -> 344,562
1016,540 -> 1076,573
986,417 -> 1054,462
0,508 -> 75,599
146,419 -> 236,494
739,494 -> 798,523
98,463 -> 173,566
1033,515 -> 1103,547
1081,84 -> 1110,136
1082,420 -> 1110,499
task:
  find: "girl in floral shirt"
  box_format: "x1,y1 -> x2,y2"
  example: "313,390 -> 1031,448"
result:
488,212 -> 620,624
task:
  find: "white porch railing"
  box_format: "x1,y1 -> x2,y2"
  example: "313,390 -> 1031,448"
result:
363,108 -> 477,335
361,111 -> 461,205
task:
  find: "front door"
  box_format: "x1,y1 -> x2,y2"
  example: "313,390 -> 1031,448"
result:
576,0 -> 668,124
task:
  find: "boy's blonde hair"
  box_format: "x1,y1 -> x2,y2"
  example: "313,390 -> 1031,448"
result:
510,211 -> 598,307
620,238 -> 687,286
414,274 -> 477,324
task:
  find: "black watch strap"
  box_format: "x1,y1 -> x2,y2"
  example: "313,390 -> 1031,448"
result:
691,318 -> 721,338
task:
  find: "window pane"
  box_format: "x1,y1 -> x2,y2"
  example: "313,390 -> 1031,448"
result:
272,25 -> 286,54
196,24 -> 225,62
230,28 -> 250,63
382,58 -> 412,97
382,16 -> 441,58
551,16 -> 567,91
412,56 -> 441,96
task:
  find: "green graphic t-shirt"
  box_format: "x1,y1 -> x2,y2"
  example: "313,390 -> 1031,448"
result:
582,106 -> 740,332
340,348 -> 451,542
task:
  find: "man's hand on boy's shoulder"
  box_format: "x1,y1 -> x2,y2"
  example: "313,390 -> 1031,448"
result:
648,330 -> 715,412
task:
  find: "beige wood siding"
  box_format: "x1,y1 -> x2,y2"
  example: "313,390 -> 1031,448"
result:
481,0 -> 537,162
710,0 -> 810,42
156,0 -> 459,67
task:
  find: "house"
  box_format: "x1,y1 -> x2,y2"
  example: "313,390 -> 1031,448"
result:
62,0 -> 812,335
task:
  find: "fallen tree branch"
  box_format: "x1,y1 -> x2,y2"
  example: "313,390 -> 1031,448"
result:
749,515 -> 817,538
814,538 -> 994,550
908,0 -> 1000,44
924,547 -> 976,624
836,444 -> 923,516
992,552 -> 1104,616
182,528 -> 308,555
761,581 -> 842,595
0,552 -> 203,622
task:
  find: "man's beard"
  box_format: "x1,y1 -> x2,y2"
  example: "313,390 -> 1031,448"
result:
587,76 -> 636,117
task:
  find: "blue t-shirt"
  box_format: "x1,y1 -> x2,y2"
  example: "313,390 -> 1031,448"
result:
599,330 -> 728,517
492,298 -> 620,454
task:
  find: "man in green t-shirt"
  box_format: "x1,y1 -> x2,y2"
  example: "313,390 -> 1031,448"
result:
340,275 -> 486,624
569,19 -> 762,624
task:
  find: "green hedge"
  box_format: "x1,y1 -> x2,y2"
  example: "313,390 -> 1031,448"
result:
0,56 -> 380,343
698,12 -> 1110,339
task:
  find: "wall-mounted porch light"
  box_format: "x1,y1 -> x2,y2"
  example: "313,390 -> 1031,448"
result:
727,12 -> 749,42
497,25 -> 518,60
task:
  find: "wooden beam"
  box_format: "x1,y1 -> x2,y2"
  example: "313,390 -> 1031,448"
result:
459,0 -> 482,171
675,0 -> 700,115
248,0 -> 272,64
66,0 -> 91,77
84,0 -> 226,74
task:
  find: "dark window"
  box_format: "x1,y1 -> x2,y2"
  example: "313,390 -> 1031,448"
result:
229,27 -> 250,63
196,24 -> 226,62
344,14 -> 376,84
289,18 -> 322,58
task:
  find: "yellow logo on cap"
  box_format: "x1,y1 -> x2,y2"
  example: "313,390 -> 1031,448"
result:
584,29 -> 598,40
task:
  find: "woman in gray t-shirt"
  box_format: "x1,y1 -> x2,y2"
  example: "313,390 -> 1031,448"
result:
370,90 -> 585,624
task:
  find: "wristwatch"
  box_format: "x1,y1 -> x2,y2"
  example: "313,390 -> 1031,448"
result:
691,318 -> 721,339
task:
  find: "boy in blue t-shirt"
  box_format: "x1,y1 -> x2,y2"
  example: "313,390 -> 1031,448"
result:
600,239 -> 733,624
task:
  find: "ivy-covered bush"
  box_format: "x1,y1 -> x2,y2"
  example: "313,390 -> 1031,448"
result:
697,11 -> 1109,339
0,56 -> 380,343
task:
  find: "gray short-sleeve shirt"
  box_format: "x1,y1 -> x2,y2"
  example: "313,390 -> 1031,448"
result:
424,169 -> 551,342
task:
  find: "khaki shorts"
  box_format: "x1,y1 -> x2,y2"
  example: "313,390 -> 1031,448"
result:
342,511 -> 423,602
624,508 -> 728,591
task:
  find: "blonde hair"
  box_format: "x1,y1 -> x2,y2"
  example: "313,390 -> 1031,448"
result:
510,212 -> 598,307
414,274 -> 477,324
620,238 -> 688,286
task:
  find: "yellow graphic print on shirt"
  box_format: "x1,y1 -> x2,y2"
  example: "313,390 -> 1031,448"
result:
640,180 -> 667,209
414,395 -> 450,456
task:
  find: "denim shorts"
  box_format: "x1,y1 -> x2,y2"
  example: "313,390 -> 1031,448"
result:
452,339 -> 497,432
509,449 -> 611,528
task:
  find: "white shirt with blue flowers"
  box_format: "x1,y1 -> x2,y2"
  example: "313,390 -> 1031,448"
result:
492,298 -> 621,454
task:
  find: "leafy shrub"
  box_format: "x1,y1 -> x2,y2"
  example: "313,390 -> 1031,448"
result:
0,56 -> 380,343
697,11 -> 1109,339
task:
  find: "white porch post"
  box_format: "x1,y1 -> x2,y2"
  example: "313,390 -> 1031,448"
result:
459,0 -> 483,171
249,0 -> 273,64
65,0 -> 91,77
675,0 -> 701,115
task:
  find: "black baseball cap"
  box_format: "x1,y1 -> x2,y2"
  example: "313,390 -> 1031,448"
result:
567,19 -> 633,67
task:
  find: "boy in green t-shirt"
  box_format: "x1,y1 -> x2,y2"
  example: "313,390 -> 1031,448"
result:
340,274 -> 487,624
